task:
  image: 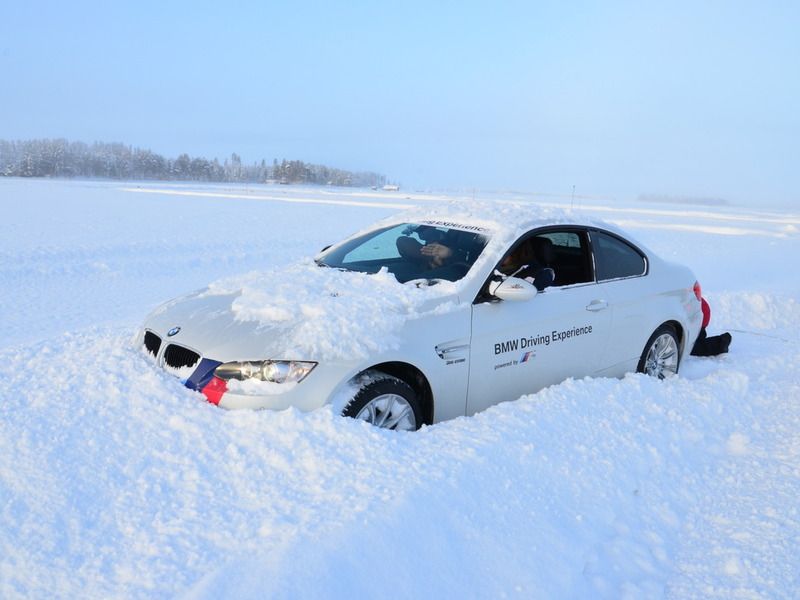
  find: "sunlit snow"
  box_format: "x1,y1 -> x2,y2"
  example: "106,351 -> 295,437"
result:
1,178 -> 798,599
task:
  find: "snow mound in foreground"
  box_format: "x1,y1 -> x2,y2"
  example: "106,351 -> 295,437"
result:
1,323 -> 798,599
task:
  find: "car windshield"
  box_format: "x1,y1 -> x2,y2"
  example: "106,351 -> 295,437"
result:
317,222 -> 490,283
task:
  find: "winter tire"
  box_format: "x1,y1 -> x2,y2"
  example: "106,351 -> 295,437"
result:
637,324 -> 680,379
342,374 -> 422,431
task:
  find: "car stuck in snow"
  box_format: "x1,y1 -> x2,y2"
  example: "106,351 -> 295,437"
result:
138,202 -> 704,430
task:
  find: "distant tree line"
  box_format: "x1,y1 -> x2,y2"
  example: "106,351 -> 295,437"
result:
0,138 -> 387,187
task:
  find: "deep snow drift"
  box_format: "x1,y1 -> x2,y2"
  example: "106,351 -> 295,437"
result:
1,179 -> 798,599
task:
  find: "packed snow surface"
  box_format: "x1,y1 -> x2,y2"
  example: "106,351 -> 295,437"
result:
1,179 -> 799,599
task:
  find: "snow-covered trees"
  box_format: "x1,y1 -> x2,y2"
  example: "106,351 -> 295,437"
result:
0,139 -> 386,187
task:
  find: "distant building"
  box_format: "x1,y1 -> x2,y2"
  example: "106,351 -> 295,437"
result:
382,184 -> 400,191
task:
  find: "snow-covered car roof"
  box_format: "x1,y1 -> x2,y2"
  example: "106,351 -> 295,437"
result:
381,200 -> 610,235
359,199 -> 628,251
380,200 -> 660,279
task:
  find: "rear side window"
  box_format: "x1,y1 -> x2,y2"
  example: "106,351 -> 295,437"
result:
592,231 -> 646,280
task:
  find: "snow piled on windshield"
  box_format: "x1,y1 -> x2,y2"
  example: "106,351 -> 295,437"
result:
205,260 -> 461,360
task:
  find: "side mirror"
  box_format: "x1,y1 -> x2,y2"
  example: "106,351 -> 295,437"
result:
489,276 -> 537,302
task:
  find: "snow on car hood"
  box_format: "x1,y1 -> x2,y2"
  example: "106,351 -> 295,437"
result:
195,259 -> 462,361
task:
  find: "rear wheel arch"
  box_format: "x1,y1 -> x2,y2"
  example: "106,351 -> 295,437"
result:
637,322 -> 682,378
664,319 -> 685,352
639,318 -> 685,357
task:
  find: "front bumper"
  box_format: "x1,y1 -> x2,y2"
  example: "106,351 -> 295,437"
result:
138,327 -> 345,412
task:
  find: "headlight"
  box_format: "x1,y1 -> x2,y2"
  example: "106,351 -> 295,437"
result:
214,360 -> 317,384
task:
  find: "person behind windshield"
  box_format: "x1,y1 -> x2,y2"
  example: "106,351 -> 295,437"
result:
396,226 -> 456,269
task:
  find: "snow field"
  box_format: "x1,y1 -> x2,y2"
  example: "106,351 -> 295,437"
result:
1,178 -> 799,598
0,179 -> 392,347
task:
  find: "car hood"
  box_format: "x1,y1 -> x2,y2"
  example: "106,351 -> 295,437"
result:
143,290 -> 295,361
143,261 -> 462,362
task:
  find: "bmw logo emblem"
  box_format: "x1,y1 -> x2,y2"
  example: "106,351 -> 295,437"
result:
167,326 -> 181,337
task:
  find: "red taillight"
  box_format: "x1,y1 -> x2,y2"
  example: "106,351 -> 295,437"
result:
201,376 -> 227,405
693,280 -> 702,301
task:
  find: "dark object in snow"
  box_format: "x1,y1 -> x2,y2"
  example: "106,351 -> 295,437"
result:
691,298 -> 732,357
691,329 -> 732,356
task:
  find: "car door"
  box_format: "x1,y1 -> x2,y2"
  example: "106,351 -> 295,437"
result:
466,228 -> 613,416
588,229 -> 652,375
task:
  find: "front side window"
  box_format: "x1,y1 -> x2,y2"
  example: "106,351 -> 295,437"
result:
533,230 -> 593,286
318,223 -> 490,283
493,229 -> 593,289
591,231 -> 646,281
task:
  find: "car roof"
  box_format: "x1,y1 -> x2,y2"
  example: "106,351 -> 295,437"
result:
385,200 -> 614,237
389,200 -> 657,259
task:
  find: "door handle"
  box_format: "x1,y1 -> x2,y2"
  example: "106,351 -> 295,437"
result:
586,300 -> 608,312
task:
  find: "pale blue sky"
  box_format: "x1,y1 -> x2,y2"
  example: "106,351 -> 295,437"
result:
1,1 -> 798,205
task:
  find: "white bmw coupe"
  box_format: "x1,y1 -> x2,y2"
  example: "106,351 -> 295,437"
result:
138,203 -> 703,430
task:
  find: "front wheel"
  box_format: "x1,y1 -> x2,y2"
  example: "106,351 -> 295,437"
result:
342,374 -> 422,431
637,324 -> 680,379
